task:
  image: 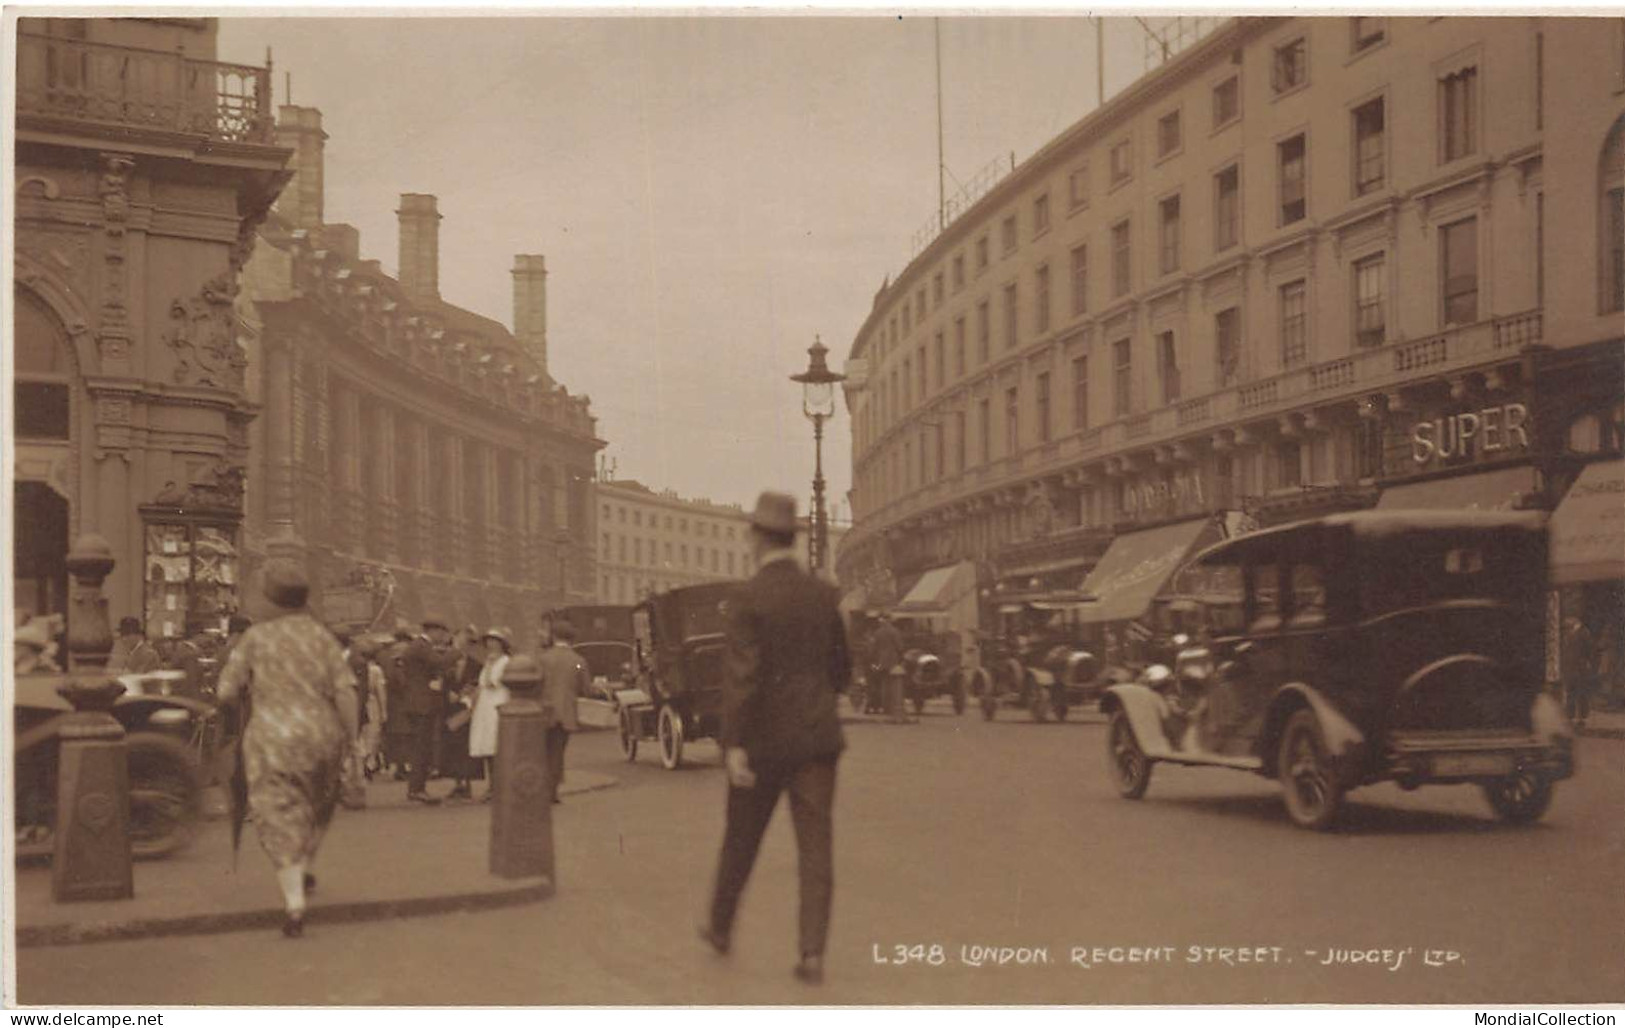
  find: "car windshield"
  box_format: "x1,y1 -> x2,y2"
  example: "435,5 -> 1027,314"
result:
574,641 -> 633,679
1359,531 -> 1542,612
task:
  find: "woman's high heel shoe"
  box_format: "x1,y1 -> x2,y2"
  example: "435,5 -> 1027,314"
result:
282,912 -> 305,938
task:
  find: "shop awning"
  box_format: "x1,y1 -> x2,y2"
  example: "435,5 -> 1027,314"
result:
893,560 -> 977,616
1376,465 -> 1537,512
1550,459 -> 1625,586
1078,518 -> 1218,625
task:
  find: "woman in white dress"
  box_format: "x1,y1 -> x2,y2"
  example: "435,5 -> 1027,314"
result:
469,626 -> 511,801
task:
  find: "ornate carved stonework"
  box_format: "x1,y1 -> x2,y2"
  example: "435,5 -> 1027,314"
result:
16,227 -> 92,297
98,153 -> 136,374
167,273 -> 247,390
154,461 -> 247,512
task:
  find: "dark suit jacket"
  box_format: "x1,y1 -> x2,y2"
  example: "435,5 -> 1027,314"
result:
869,622 -> 904,671
720,556 -> 851,768
401,636 -> 449,716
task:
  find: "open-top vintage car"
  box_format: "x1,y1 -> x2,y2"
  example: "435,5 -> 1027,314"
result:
14,671 -> 207,861
617,582 -> 736,769
979,597 -> 1103,722
1100,511 -> 1576,830
550,604 -> 636,728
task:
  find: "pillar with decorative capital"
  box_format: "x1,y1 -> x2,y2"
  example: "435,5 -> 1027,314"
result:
54,535 -> 135,902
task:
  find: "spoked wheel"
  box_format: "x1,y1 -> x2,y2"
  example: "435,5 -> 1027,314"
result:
125,733 -> 201,860
1107,710 -> 1152,799
618,707 -> 640,762
657,704 -> 686,770
1482,771 -> 1555,825
1278,710 -> 1343,831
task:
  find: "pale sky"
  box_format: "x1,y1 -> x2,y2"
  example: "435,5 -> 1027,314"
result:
218,15 -> 1161,516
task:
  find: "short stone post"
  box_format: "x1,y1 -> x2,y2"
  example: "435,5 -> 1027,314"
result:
886,666 -> 907,723
53,535 -> 134,902
488,654 -> 554,883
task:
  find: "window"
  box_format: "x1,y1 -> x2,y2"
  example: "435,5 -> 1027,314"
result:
1035,264 -> 1051,335
1157,109 -> 1182,158
1003,283 -> 1019,350
1213,75 -> 1240,128
1158,195 -> 1182,274
977,300 -> 991,363
1214,165 -> 1240,251
1351,16 -> 1384,53
1356,417 -> 1383,479
1034,193 -> 1051,235
976,235 -> 990,270
902,304 -> 911,335
680,544 -> 689,566
1005,387 -> 1020,454
953,254 -> 965,291
1069,165 -> 1089,209
917,347 -> 926,401
1272,36 -> 1307,94
1279,134 -> 1306,225
1289,563 -> 1327,626
727,552 -> 736,575
1037,372 -> 1052,443
1354,253 -> 1386,347
1112,220 -> 1132,298
1353,97 -> 1385,196
1277,438 -> 1302,488
933,272 -> 944,307
1157,331 -> 1181,404
1440,66 -> 1478,163
1604,120 -> 1625,314
1280,280 -> 1308,367
1070,245 -> 1089,316
979,398 -> 992,463
916,288 -> 926,322
1110,139 -> 1133,185
1001,215 -> 1018,254
633,510 -> 642,526
1071,355 -> 1089,430
902,357 -> 912,409
1441,217 -> 1479,325
1215,307 -> 1241,387
619,536 -> 627,562
1113,338 -> 1133,417
955,411 -> 967,471
954,317 -> 967,376
634,538 -> 643,563
1535,32 -> 1544,132
934,332 -> 945,387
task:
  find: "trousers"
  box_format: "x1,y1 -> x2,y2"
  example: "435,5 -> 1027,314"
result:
546,725 -> 570,800
708,755 -> 838,958
407,713 -> 437,794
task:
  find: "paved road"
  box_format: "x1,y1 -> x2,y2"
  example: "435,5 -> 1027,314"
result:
18,704 -> 1625,1006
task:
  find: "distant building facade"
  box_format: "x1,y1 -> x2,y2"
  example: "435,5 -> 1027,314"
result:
839,16 -> 1624,613
14,17 -> 289,638
594,481 -> 756,602
238,105 -> 602,639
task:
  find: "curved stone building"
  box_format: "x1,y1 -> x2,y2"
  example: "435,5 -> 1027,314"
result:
839,17 -> 1623,657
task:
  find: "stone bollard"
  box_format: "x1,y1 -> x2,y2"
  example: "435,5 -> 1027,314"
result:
886,667 -> 907,724
54,535 -> 134,902
488,655 -> 554,882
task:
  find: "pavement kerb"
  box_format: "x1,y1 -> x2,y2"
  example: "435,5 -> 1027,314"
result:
16,876 -> 553,948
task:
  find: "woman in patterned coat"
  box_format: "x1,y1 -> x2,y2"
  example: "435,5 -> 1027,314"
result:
217,560 -> 358,937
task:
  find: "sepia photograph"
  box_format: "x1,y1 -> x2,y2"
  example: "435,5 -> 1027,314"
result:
5,7 -> 1625,1012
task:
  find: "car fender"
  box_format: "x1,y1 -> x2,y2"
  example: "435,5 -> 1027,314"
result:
1264,683 -> 1367,778
1100,684 -> 1176,761
1060,651 -> 1100,688
614,687 -> 652,711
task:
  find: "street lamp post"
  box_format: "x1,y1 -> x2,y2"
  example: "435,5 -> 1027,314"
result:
790,336 -> 847,574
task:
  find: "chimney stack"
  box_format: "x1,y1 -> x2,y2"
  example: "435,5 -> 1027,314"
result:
397,194 -> 442,305
512,254 -> 548,372
273,105 -> 327,232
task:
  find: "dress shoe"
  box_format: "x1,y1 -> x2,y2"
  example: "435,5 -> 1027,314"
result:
448,783 -> 473,801
303,872 -> 317,893
407,791 -> 441,806
282,912 -> 305,939
793,955 -> 824,985
696,925 -> 730,956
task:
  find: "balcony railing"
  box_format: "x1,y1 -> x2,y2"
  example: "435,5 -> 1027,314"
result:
848,309 -> 1541,553
15,32 -> 274,144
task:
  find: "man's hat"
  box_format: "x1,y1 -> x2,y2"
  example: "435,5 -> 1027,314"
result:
748,491 -> 798,536
502,654 -> 543,684
550,619 -> 577,643
421,612 -> 449,631
262,559 -> 310,610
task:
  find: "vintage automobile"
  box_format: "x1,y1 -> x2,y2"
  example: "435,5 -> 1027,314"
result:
617,582 -> 735,769
894,620 -> 969,716
1100,511 -> 1576,830
979,598 -> 1103,723
550,604 -> 636,728
14,672 -> 207,860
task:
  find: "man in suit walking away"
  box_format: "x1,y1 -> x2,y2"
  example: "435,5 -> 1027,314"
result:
536,619 -> 589,803
699,491 -> 852,986
402,614 -> 453,805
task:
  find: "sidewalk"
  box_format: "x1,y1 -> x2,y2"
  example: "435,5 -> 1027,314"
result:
1578,707 -> 1625,741
14,770 -> 616,948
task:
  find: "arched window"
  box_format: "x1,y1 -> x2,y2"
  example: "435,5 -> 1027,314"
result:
1603,115 -> 1625,314
14,286 -> 72,440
